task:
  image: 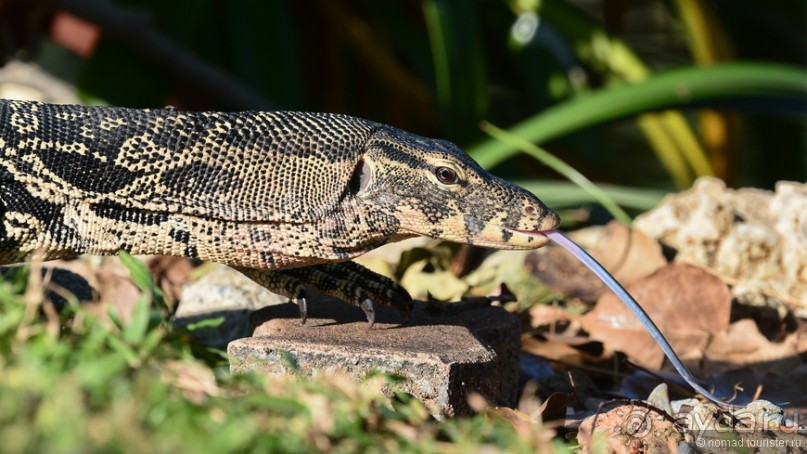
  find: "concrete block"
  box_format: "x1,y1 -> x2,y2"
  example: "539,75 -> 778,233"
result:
228,298 -> 520,416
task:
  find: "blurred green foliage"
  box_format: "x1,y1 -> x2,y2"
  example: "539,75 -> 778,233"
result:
3,0 -> 804,212
0,260 -> 562,452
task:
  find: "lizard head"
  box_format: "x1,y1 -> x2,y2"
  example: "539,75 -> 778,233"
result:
350,126 -> 560,249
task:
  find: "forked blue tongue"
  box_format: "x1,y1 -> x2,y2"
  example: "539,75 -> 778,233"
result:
543,230 -> 734,408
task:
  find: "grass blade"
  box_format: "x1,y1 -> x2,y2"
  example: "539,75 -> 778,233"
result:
481,122 -> 633,224
470,63 -> 807,170
513,181 -> 666,210
521,0 -> 713,187
423,0 -> 488,143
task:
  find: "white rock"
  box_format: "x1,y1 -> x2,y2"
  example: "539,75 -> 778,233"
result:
635,177 -> 807,316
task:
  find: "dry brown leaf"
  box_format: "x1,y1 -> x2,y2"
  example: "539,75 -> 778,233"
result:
577,403 -> 681,453
703,319 -> 803,374
486,406 -> 557,443
488,406 -> 534,427
573,221 -> 668,284
160,359 -> 220,404
149,256 -> 197,308
581,263 -> 731,370
521,333 -> 610,366
527,303 -> 581,331
526,223 -> 667,303
533,392 -> 572,423
522,335 -> 590,366
797,320 -> 807,353
93,267 -> 142,323
526,247 -> 606,302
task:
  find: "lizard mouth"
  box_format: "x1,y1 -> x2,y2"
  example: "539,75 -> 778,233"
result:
501,209 -> 561,246
500,227 -> 555,248
507,227 -> 554,237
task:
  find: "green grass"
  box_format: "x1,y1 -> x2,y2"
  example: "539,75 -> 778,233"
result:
0,259 -> 564,453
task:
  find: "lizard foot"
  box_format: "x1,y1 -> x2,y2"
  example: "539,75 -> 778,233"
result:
236,262 -> 412,327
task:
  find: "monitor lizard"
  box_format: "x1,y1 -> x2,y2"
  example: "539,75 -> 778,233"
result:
0,99 -> 560,326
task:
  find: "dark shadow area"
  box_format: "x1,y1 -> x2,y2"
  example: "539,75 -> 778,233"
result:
172,308 -> 256,351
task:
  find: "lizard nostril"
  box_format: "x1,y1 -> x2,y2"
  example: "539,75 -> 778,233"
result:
524,205 -> 537,216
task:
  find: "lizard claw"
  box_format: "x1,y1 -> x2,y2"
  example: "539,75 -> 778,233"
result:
237,263 -> 409,326
293,285 -> 308,325
360,297 -> 375,329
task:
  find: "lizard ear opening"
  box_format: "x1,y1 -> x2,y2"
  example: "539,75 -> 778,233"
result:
349,158 -> 373,195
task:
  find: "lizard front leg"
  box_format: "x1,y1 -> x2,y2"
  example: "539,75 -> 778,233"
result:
236,262 -> 413,328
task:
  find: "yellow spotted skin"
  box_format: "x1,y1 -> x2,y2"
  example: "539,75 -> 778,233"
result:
0,99 -> 559,320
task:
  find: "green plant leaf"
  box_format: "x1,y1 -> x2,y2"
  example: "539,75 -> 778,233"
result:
514,0 -> 715,187
123,297 -> 151,346
118,251 -> 167,310
106,334 -> 140,366
482,122 -> 633,224
513,180 -> 666,210
118,251 -> 155,296
183,317 -> 226,332
423,0 -> 488,143
470,62 -> 807,169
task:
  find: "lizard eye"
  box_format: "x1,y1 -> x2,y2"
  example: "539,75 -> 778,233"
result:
435,166 -> 459,185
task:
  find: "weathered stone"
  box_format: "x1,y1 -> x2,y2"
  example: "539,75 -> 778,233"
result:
228,299 -> 520,417
634,177 -> 807,317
